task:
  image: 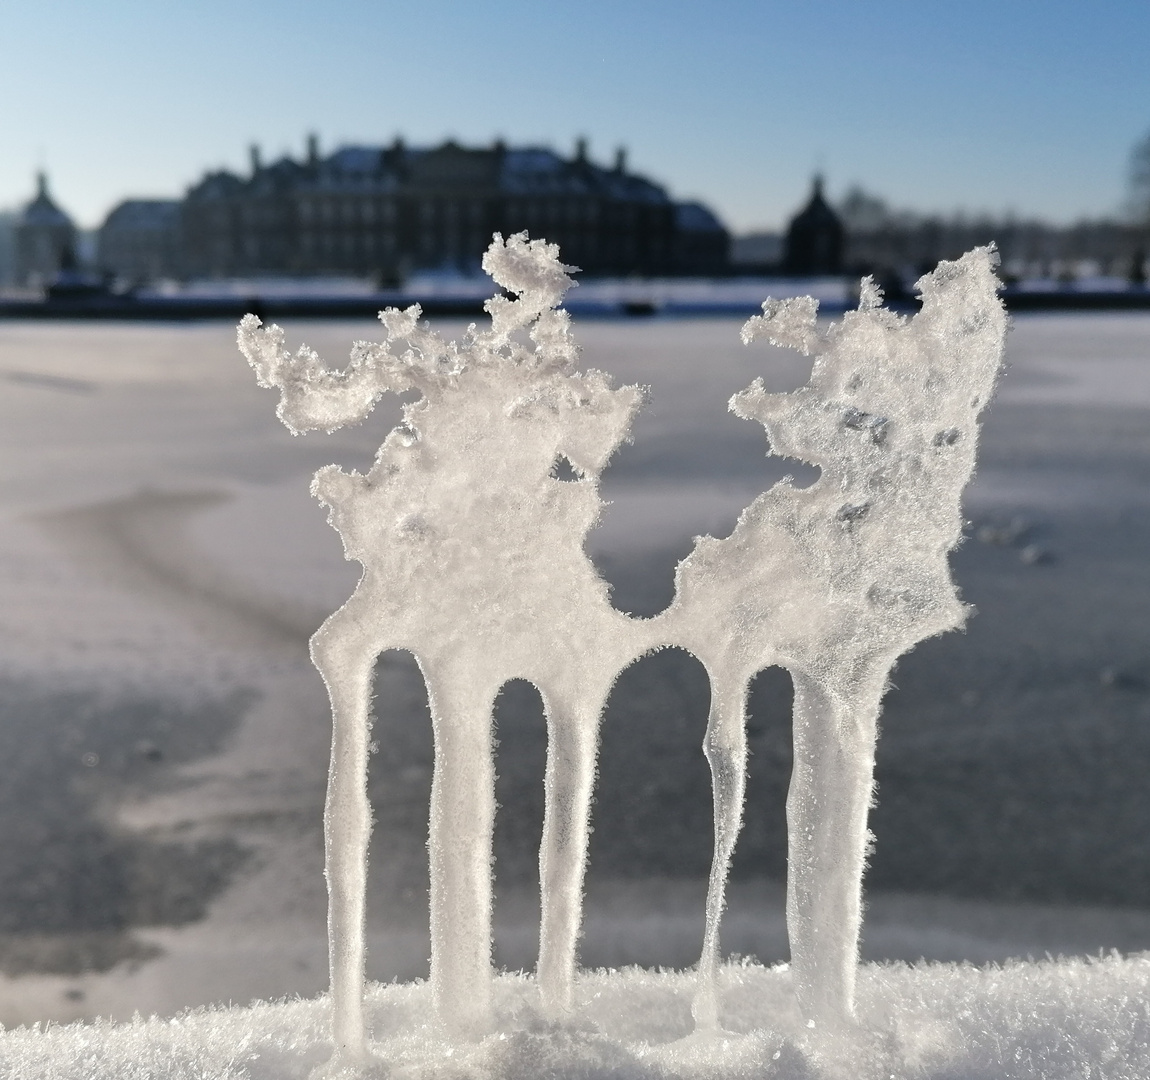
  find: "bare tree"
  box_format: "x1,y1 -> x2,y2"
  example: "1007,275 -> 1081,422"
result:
1129,129 -> 1150,225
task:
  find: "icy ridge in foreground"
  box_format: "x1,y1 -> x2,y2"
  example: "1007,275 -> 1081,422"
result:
237,233 -> 1006,1073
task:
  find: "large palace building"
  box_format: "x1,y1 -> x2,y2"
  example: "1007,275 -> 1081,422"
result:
97,136 -> 730,283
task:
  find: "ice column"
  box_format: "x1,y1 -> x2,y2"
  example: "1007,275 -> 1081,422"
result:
666,252 -> 1006,1029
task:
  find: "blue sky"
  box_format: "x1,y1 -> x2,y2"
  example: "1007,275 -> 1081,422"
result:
2,0 -> 1149,232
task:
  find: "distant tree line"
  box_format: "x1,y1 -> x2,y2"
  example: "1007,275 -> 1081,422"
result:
838,186 -> 1147,285
837,132 -> 1150,285
731,132 -> 1150,285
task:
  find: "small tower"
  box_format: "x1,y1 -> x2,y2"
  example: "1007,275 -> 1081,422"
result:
783,175 -> 844,276
14,172 -> 77,286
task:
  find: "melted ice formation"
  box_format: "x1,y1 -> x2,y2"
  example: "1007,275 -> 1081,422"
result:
241,233 -> 645,1061
240,235 -> 1005,1069
660,258 -> 1006,1028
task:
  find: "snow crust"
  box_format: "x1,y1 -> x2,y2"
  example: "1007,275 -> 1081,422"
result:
238,233 -> 1007,1074
6,957 -> 1150,1080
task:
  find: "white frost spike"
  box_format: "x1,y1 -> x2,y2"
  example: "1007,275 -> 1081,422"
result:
667,248 -> 1007,1031
241,234 -> 642,1062
740,294 -> 823,355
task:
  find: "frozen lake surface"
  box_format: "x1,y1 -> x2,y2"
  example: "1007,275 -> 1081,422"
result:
0,312 -> 1147,1024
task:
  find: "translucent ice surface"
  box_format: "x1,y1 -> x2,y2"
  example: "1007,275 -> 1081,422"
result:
240,235 -> 1005,1070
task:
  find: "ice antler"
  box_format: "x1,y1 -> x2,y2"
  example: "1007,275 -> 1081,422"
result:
237,307 -> 455,434
236,232 -> 581,436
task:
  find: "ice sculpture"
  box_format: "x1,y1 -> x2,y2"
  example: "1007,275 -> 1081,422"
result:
663,266 -> 1006,1029
240,235 -> 1005,1069
240,234 -> 646,1058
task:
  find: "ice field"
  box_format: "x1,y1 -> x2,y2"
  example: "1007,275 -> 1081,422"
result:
0,306 -> 1148,1075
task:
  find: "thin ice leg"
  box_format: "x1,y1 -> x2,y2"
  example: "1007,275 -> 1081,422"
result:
425,664 -> 499,1037
693,675 -> 749,1030
310,604 -> 382,1066
786,666 -> 886,1029
537,689 -> 605,1016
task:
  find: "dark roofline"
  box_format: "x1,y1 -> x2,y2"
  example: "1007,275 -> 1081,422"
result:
182,137 -> 683,204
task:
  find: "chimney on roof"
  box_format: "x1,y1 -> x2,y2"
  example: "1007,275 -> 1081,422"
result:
575,137 -> 588,164
36,171 -> 48,198
386,136 -> 406,172
492,137 -> 507,157
249,143 -> 262,177
614,146 -> 627,174
307,133 -> 319,166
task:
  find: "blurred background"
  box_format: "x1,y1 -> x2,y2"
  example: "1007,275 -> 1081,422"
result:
1,0 -> 1150,1027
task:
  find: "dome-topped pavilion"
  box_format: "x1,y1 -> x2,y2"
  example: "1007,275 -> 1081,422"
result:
15,172 -> 77,285
783,175 -> 844,276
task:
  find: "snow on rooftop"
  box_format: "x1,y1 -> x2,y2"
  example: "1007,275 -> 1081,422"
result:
325,147 -> 385,175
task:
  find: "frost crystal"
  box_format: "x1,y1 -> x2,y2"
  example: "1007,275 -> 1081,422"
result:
240,234 -> 1005,1069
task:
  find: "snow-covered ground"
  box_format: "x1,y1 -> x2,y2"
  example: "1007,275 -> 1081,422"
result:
7,957 -> 1150,1079
138,273 -> 854,315
0,312 -> 1147,1071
